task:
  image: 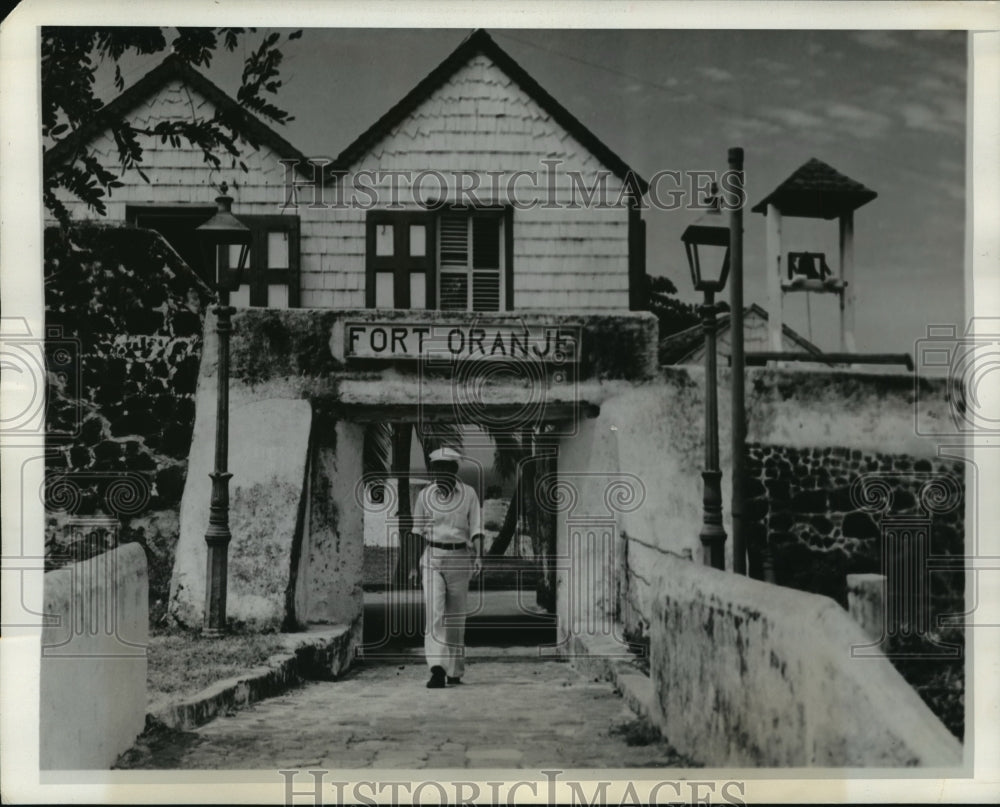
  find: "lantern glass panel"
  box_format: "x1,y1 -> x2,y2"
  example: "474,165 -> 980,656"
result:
229,283 -> 251,308
697,244 -> 730,289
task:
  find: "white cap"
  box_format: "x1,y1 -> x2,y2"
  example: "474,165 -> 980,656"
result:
428,446 -> 464,463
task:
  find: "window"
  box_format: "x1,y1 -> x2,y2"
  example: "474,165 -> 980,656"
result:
438,210 -> 503,311
366,207 -> 512,311
366,211 -> 436,309
222,215 -> 300,309
126,207 -> 300,308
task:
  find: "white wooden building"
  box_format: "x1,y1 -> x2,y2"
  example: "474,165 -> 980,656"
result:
46,29 -> 649,314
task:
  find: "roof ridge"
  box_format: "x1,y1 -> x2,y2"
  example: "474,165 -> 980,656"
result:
44,52 -> 312,179
659,302 -> 827,363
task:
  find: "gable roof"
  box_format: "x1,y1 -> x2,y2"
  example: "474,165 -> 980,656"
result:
750,157 -> 877,219
659,303 -> 829,365
323,29 -> 649,196
44,53 -> 312,178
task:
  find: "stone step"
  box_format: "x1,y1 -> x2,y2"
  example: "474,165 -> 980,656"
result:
363,589 -> 557,648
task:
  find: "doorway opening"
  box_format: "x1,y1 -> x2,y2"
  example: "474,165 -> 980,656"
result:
358,419 -> 568,655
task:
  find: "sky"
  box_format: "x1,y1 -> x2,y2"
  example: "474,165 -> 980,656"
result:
99,27 -> 967,357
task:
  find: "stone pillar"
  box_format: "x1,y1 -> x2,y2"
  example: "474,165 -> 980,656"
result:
846,572 -> 886,642
547,463 -> 645,657
300,420 -> 365,632
848,472 -> 963,659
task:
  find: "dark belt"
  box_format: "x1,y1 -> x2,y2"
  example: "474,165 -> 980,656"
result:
425,541 -> 467,550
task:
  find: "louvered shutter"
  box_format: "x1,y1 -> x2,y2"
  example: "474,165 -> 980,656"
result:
437,212 -> 502,312
439,213 -> 469,310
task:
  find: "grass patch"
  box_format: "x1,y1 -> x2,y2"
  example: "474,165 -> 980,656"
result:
610,718 -> 662,747
147,629 -> 288,703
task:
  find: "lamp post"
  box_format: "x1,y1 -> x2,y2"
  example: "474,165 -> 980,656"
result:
728,147 -> 748,576
195,183 -> 251,636
682,185 -> 730,570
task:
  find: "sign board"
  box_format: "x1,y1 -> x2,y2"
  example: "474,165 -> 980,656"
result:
344,321 -> 580,362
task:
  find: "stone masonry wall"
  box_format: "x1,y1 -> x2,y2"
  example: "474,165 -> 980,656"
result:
44,224 -> 212,622
744,443 -> 965,611
744,442 -> 966,738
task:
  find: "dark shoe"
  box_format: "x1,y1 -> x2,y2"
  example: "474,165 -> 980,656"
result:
427,665 -> 446,689
447,676 -> 463,685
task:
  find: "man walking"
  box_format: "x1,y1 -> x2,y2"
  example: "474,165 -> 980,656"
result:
409,447 -> 484,688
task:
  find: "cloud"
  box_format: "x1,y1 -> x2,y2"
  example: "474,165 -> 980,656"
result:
752,56 -> 790,74
824,102 -> 893,138
763,106 -> 826,129
898,102 -> 951,134
697,66 -> 733,82
851,30 -> 900,50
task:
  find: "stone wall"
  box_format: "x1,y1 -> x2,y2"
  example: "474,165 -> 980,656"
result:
44,224 -> 211,622
744,443 -> 965,609
40,544 -> 148,769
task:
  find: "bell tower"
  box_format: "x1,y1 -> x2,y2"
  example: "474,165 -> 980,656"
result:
752,158 -> 877,354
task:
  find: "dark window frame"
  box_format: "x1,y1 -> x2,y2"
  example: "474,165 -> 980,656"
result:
365,206 -> 514,311
126,205 -> 301,308
365,209 -> 437,309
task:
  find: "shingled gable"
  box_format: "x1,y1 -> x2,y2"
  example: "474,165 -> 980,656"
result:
750,157 -> 877,219
43,52 -> 313,178
322,28 -> 649,197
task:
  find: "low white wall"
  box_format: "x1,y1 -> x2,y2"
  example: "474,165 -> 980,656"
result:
40,544 -> 148,769
649,554 -> 962,767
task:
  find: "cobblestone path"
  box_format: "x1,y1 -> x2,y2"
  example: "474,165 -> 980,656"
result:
117,660 -> 694,770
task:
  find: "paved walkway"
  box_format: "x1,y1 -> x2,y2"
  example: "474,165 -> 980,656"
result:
117,660 -> 694,769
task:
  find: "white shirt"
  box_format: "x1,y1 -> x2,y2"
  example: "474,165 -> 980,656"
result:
412,481 -> 483,549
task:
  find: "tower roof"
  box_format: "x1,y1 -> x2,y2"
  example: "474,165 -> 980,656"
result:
751,157 -> 877,219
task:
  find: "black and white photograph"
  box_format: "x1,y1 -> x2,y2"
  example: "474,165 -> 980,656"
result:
1,1 -> 999,803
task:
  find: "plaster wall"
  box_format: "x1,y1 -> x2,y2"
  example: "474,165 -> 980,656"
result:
648,555 -> 962,767
168,333 -> 314,630
40,544 -> 148,769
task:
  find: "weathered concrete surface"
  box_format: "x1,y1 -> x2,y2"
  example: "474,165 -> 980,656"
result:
649,555 -> 962,767
169,392 -> 313,630
148,622 -> 357,731
847,572 -> 887,642
555,380 -> 715,650
744,366 -> 949,458
41,544 -> 148,769
299,420 -> 365,630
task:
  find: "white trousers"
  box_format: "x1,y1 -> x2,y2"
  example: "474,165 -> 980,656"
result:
420,546 -> 474,677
